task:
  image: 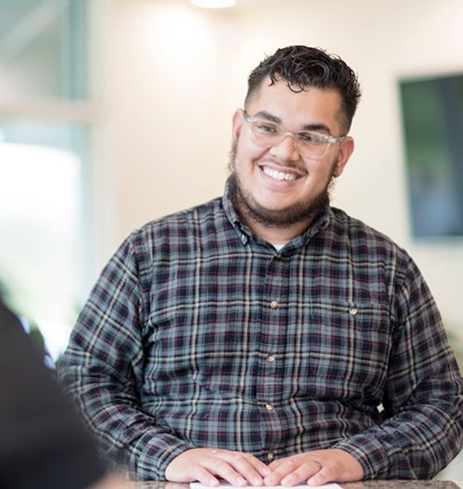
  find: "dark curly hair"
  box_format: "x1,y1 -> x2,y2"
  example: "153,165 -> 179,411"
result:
245,45 -> 361,133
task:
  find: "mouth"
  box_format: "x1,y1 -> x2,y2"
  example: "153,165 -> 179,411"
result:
261,165 -> 302,182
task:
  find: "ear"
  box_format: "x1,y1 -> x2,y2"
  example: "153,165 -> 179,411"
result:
333,136 -> 354,177
232,108 -> 244,142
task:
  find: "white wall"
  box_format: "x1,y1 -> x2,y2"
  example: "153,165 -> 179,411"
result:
97,0 -> 463,333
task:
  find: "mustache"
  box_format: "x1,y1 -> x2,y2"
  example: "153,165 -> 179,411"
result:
256,158 -> 307,175
228,138 -> 308,175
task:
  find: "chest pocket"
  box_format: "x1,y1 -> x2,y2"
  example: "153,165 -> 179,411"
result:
298,300 -> 392,402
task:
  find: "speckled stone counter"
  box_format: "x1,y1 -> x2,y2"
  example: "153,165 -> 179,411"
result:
130,482 -> 462,489
336,482 -> 461,488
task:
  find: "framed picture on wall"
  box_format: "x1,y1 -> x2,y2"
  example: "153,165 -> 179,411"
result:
399,73 -> 463,238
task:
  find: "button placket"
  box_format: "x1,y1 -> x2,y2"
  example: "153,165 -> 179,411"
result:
258,254 -> 287,408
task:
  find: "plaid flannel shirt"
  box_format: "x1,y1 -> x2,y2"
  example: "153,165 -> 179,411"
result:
59,188 -> 463,481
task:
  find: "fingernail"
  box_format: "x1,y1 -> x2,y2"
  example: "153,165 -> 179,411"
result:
236,476 -> 246,486
253,476 -> 263,486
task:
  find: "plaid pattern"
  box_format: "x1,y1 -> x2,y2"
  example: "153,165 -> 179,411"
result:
59,188 -> 463,481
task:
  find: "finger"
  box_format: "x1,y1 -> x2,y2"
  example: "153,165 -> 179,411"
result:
307,465 -> 335,487
202,457 -> 248,487
268,459 -> 285,470
192,466 -> 221,487
264,459 -> 297,486
280,462 -> 320,486
244,454 -> 272,479
215,451 -> 266,485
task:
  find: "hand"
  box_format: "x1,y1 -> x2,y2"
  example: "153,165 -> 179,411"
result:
165,448 -> 272,487
264,449 -> 364,487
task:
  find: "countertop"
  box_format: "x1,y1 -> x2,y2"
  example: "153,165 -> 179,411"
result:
129,482 -> 462,489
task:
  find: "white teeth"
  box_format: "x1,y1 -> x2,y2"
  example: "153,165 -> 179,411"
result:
262,166 -> 298,182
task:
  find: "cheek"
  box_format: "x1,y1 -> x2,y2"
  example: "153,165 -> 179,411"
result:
234,141 -> 266,172
312,156 -> 339,181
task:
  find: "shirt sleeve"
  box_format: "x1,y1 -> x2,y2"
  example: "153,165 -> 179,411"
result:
58,235 -> 193,481
333,255 -> 463,479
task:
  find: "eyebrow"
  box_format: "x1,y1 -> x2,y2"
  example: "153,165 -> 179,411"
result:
252,110 -> 332,134
252,111 -> 281,123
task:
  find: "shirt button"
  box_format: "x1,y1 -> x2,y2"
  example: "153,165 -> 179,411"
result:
349,307 -> 358,316
270,300 -> 279,309
266,354 -> 276,363
267,452 -> 274,461
265,403 -> 274,411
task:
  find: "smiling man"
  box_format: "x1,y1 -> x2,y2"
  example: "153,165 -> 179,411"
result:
59,46 -> 463,486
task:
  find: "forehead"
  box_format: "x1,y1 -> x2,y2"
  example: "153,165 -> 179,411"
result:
246,77 -> 343,131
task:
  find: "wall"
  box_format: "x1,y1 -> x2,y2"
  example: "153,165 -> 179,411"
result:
97,0 -> 463,332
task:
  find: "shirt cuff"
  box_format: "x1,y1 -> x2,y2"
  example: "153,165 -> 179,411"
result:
131,431 -> 194,481
333,435 -> 390,479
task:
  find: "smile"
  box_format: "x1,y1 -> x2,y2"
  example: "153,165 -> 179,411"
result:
262,166 -> 300,182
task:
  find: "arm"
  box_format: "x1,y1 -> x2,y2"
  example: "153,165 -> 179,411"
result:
259,255 -> 463,486
58,237 -> 193,481
59,235 -> 274,484
333,256 -> 463,479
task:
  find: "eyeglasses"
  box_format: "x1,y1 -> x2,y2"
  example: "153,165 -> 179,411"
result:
242,111 -> 346,160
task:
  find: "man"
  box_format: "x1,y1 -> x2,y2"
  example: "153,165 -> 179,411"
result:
59,46 -> 463,486
0,294 -> 127,489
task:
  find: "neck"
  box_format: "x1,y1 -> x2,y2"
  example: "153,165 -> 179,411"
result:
243,215 -> 315,244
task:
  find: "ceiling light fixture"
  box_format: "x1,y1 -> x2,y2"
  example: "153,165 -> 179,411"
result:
190,0 -> 236,8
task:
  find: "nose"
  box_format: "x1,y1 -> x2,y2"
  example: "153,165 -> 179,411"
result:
269,133 -> 301,161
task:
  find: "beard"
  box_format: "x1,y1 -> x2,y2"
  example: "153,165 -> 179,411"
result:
227,140 -> 337,230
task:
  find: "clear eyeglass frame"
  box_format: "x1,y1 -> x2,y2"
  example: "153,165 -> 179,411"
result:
242,111 -> 346,160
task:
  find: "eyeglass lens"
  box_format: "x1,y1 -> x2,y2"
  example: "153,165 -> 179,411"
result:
248,120 -> 329,159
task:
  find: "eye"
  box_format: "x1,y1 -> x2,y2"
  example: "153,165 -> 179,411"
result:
297,131 -> 326,144
297,131 -> 325,144
254,121 -> 278,134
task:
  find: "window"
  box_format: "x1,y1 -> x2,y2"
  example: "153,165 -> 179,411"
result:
0,0 -> 92,359
399,73 -> 463,238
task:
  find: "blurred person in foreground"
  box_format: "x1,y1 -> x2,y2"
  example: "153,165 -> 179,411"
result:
0,295 -> 127,489
59,45 -> 463,486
